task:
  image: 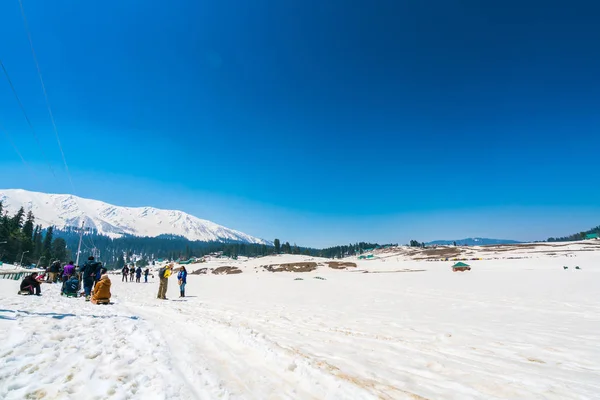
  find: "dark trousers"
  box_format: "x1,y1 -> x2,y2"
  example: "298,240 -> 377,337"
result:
22,284 -> 41,295
83,281 -> 93,296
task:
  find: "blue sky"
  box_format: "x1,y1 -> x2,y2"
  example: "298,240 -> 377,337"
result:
1,0 -> 599,247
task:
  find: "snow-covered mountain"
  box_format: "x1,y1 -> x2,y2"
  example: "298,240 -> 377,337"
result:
0,189 -> 269,244
427,238 -> 521,246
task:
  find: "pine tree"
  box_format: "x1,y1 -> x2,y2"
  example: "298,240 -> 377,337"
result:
42,227 -> 54,266
52,237 -> 69,263
21,211 -> 35,256
116,253 -> 125,269
274,239 -> 281,254
9,207 -> 25,231
33,225 -> 44,263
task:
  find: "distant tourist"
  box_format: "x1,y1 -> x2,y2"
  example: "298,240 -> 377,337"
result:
48,260 -> 61,283
129,265 -> 135,282
177,266 -> 188,298
91,269 -> 111,304
157,264 -> 173,300
19,273 -> 42,296
135,266 -> 142,283
144,268 -> 149,283
122,265 -> 129,282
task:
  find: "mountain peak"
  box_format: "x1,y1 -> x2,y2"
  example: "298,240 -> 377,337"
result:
0,189 -> 268,245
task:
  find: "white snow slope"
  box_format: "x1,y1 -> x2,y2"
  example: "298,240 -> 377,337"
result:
0,189 -> 268,244
1,247 -> 599,399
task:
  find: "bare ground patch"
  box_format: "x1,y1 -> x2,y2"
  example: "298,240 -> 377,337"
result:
262,262 -> 319,272
412,247 -> 463,260
213,266 -> 242,275
326,261 -> 357,269
191,266 -> 242,275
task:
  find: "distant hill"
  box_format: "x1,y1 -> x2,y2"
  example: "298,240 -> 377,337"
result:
427,238 -> 521,246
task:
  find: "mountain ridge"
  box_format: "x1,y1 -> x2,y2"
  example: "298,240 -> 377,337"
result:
426,238 -> 521,246
0,189 -> 269,245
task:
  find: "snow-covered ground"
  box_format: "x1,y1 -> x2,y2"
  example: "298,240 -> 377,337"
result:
1,247 -> 599,399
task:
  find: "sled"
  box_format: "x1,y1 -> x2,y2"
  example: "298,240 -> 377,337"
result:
18,290 -> 32,295
61,292 -> 79,298
92,298 -> 111,305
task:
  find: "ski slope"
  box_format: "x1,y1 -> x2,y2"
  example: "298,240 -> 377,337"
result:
1,251 -> 599,399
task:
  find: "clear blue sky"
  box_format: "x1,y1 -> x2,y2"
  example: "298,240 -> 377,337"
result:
1,0 -> 599,247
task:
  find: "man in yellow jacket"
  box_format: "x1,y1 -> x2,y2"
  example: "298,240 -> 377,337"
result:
157,264 -> 173,300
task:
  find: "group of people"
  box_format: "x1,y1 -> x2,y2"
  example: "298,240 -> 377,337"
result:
121,265 -> 150,283
19,256 -> 112,304
19,258 -> 189,303
44,260 -> 76,283
157,264 -> 187,299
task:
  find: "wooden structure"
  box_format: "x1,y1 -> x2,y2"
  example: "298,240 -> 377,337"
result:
452,262 -> 471,272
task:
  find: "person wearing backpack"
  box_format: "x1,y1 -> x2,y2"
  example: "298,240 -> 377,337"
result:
81,256 -> 101,301
157,264 -> 173,300
177,266 -> 188,298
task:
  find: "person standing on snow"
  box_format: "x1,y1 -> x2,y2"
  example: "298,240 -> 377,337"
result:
177,266 -> 188,298
122,265 -> 129,282
157,264 -> 173,300
81,256 -> 101,301
135,266 -> 142,283
144,268 -> 149,283
129,265 -> 135,282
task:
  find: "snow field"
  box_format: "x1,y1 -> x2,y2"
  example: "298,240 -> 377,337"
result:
1,250 -> 599,399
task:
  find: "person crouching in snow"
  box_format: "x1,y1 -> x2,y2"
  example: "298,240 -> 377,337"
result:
19,273 -> 43,296
177,266 -> 188,298
61,274 -> 80,297
157,264 -> 173,300
91,269 -> 111,304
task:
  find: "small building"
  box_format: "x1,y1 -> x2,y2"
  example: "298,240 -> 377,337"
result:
585,233 -> 599,240
452,262 -> 471,272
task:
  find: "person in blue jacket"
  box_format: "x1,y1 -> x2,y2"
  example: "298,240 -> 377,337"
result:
177,266 -> 188,298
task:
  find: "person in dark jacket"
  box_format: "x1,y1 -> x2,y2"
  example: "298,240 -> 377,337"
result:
122,265 -> 129,282
81,256 -> 101,301
20,273 -> 42,295
48,260 -> 60,283
61,275 -> 80,297
129,265 -> 135,282
177,266 -> 188,298
135,266 -> 142,283
144,268 -> 149,283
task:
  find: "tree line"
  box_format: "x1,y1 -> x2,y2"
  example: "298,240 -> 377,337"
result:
0,202 -> 69,267
547,225 -> 600,242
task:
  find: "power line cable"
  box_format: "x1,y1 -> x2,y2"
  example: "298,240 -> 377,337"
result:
18,0 -> 75,193
0,59 -> 57,179
0,121 -> 39,181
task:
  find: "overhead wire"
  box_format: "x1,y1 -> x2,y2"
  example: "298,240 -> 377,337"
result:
0,121 -> 39,182
18,0 -> 76,193
0,59 -> 57,179
18,0 -> 100,259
